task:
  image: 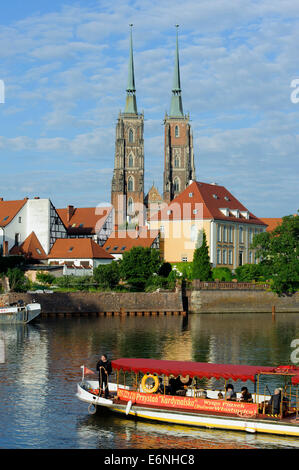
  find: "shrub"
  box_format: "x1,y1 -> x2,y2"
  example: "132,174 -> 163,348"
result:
212,267 -> 233,282
36,272 -> 55,285
93,262 -> 120,289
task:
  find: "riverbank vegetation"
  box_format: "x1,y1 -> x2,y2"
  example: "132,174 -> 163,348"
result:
0,212 -> 297,296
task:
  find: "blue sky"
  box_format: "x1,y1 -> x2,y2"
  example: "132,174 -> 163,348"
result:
0,0 -> 298,216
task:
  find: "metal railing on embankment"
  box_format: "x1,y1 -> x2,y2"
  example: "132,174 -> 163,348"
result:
192,280 -> 270,290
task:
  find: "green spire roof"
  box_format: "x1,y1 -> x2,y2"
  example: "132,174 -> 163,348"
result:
170,25 -> 184,118
124,25 -> 138,114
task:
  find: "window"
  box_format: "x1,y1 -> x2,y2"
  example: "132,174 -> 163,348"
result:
128,176 -> 134,191
228,249 -> 233,265
217,225 -> 222,242
173,177 -> 180,192
175,125 -> 179,137
36,248 -> 42,255
189,192 -> 193,198
217,249 -> 221,265
229,226 -> 233,242
213,194 -> 218,199
68,246 -> 74,252
174,156 -> 180,167
113,246 -> 118,251
128,197 -> 134,213
249,251 -> 253,264
181,255 -> 188,262
18,217 -> 22,223
239,226 -> 244,243
249,229 -> 253,243
121,246 -> 126,251
223,226 -> 227,242
223,248 -> 227,264
128,154 -> 133,167
129,129 -> 134,143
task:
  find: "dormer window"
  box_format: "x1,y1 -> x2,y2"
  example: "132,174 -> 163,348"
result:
224,196 -> 230,201
189,192 -> 193,198
213,194 -> 218,199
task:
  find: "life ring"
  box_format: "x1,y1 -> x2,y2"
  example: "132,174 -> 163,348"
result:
141,374 -> 159,393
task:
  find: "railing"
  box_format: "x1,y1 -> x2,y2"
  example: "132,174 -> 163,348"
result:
192,280 -> 270,290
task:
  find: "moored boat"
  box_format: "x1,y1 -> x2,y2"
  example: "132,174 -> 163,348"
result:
0,301 -> 41,323
76,358 -> 299,437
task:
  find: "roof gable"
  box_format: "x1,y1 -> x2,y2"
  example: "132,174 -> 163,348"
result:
0,199 -> 27,227
10,231 -> 47,260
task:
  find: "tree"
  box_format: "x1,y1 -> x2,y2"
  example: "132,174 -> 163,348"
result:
36,272 -> 55,285
119,247 -> 161,291
93,261 -> 121,289
7,268 -> 30,292
191,230 -> 212,281
251,212 -> 299,295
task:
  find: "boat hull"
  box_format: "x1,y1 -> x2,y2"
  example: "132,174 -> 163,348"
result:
0,303 -> 41,324
76,381 -> 299,438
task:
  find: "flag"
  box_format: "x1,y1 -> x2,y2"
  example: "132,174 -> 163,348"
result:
81,366 -> 95,375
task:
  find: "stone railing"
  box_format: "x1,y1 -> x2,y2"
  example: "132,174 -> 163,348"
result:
192,280 -> 270,290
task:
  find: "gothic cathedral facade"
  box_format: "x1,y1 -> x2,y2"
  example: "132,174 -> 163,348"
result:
111,27 -> 195,225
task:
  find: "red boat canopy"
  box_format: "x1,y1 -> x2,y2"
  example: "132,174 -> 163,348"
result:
111,358 -> 278,383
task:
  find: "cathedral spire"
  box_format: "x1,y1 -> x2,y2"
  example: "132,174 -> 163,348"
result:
170,25 -> 184,118
124,24 -> 138,114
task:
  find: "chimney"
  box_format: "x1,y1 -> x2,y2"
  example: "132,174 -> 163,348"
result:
3,241 -> 8,256
67,205 -> 75,223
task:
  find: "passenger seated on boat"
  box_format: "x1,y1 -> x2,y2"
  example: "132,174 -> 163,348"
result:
239,387 -> 253,403
199,390 -> 207,399
225,384 -> 237,401
168,375 -> 192,395
218,392 -> 224,399
268,388 -> 281,415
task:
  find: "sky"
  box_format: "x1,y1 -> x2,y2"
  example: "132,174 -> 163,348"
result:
0,0 -> 298,217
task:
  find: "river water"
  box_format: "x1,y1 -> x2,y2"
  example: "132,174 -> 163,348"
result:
0,313 -> 299,449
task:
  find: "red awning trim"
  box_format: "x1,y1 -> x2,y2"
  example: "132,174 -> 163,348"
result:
111,358 -> 279,383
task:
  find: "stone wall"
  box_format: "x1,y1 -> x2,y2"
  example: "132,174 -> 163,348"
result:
188,289 -> 299,313
0,291 -> 184,315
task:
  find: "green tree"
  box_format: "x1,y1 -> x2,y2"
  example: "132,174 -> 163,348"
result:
251,212 -> 299,295
119,247 -> 161,291
7,268 -> 30,292
212,267 -> 233,282
93,261 -> 121,289
191,230 -> 212,281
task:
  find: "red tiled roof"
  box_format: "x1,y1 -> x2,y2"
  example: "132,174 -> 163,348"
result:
103,228 -> 159,254
259,218 -> 282,232
0,199 -> 27,227
57,205 -> 112,235
48,238 -> 114,260
9,231 -> 47,260
149,181 -> 267,226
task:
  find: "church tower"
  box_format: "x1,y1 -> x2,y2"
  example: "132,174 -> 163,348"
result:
163,26 -> 196,203
111,26 -> 144,228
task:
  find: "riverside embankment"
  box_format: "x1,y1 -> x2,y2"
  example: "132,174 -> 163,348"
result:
1,285 -> 298,315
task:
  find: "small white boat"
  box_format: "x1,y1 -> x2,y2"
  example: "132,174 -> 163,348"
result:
0,301 -> 41,323
76,359 -> 299,438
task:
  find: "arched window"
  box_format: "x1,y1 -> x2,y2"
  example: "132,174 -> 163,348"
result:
129,129 -> 134,143
128,197 -> 134,214
175,125 -> 179,138
128,176 -> 134,191
174,155 -> 180,168
173,177 -> 180,192
128,154 -> 134,167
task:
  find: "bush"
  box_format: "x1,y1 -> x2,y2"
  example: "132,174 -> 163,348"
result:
172,263 -> 192,279
212,267 -> 233,282
235,263 -> 271,282
36,272 -> 55,285
158,262 -> 172,278
145,275 -> 169,292
120,247 -> 161,291
93,262 -> 120,289
7,268 -> 30,292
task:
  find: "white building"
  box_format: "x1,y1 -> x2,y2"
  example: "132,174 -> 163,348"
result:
0,197 -> 67,256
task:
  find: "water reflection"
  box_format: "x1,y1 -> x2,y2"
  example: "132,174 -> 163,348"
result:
0,313 -> 299,449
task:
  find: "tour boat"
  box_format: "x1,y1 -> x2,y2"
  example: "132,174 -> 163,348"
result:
0,301 -> 41,323
76,358 -> 299,437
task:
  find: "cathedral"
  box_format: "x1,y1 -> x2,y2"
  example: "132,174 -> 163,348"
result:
111,26 -> 196,228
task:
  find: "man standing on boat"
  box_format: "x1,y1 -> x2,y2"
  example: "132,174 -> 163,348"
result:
96,354 -> 112,398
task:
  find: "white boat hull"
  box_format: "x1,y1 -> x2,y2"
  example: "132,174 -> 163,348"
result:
0,303 -> 41,323
76,381 -> 299,438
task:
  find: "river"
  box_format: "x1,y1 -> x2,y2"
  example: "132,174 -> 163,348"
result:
0,313 -> 298,449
